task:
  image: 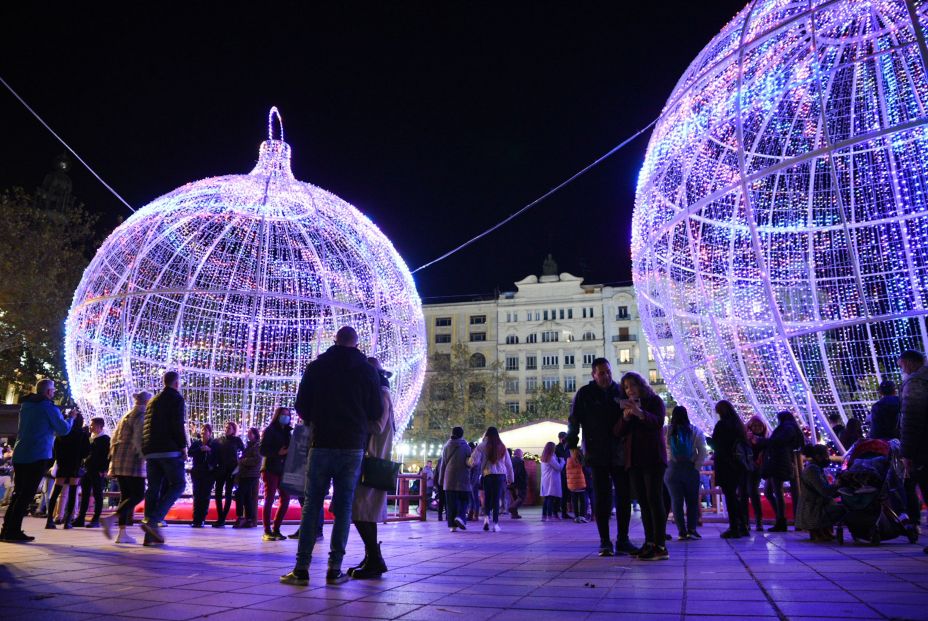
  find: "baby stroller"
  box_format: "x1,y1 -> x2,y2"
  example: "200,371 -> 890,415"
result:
834,439 -> 918,545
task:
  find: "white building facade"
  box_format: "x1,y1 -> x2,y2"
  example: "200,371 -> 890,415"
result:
409,267 -> 666,437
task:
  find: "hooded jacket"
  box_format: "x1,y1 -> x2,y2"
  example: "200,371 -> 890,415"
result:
12,393 -> 72,464
295,344 -> 383,450
901,365 -> 928,464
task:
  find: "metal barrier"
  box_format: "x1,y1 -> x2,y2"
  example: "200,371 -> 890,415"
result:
386,472 -> 427,522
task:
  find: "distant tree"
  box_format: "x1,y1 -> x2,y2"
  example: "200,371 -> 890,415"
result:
414,342 -> 508,443
522,384 -> 571,425
0,188 -> 97,398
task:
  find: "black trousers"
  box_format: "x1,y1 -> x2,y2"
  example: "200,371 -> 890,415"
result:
237,477 -> 259,522
214,472 -> 236,523
906,464 -> 928,525
720,471 -> 749,532
629,466 -> 667,545
191,472 -> 215,524
765,477 -> 788,525
589,463 -> 632,545
2,460 -> 50,534
78,470 -> 105,522
559,469 -> 570,516
115,476 -> 146,526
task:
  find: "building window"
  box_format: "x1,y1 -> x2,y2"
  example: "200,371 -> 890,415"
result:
617,306 -> 629,320
430,383 -> 451,401
435,334 -> 451,344
435,317 -> 451,327
526,333 -> 537,344
542,355 -> 559,369
506,356 -> 519,371
526,401 -> 538,415
582,353 -> 595,367
526,355 -> 537,370
434,353 -> 451,370
582,308 -> 587,319
507,401 -> 520,414
568,308 -> 573,319
559,309 -> 565,319
505,335 -> 519,345
648,347 -> 655,362
588,307 -> 594,317
543,310 -> 549,321
505,379 -> 519,394
525,377 -> 538,392
534,311 -> 541,321
649,370 -> 659,384
564,354 -> 575,367
469,332 -> 486,342
542,330 -> 559,343
582,331 -> 596,341
542,376 -> 559,390
619,349 -> 631,363
470,315 -> 486,325
565,376 -> 577,392
470,353 -> 486,368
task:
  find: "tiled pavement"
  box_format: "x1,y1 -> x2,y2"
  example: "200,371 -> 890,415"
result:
1,509 -> 927,621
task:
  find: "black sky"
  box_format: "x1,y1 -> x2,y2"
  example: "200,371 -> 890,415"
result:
1,1 -> 746,300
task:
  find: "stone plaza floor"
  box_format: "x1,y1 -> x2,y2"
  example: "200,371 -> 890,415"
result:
1,509 -> 927,621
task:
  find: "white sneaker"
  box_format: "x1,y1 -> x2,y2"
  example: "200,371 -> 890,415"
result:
492,523 -> 500,532
450,526 -> 458,532
115,530 -> 137,544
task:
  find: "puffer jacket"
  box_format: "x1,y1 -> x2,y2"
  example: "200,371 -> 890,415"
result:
566,454 -> 587,492
142,387 -> 187,456
901,365 -> 928,464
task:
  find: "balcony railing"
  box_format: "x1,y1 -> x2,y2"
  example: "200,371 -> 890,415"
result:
611,334 -> 638,342
616,314 -> 631,321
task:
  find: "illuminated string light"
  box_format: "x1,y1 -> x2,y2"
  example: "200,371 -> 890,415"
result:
65,107 -> 427,436
632,0 -> 928,442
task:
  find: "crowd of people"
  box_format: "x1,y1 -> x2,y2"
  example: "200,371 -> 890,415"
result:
1,339 -> 926,573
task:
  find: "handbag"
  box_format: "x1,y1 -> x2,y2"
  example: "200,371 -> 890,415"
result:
360,455 -> 401,492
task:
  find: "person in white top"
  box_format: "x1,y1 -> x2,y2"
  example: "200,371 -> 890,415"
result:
540,441 -> 565,521
467,427 -> 513,532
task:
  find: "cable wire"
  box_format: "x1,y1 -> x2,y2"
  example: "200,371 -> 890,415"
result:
0,74 -> 136,213
411,116 -> 659,273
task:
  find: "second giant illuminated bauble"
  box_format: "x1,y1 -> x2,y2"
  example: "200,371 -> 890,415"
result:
65,109 -> 426,434
632,1 -> 928,438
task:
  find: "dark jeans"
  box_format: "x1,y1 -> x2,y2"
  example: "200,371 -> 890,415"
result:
590,463 -> 632,545
214,472 -> 236,523
748,470 -> 763,525
191,471 -> 215,524
2,459 -> 50,534
509,486 -> 525,511
765,477 -> 788,525
115,476 -> 145,526
237,477 -> 259,522
482,474 -> 505,523
78,470 -> 105,522
720,471 -> 749,532
295,448 -> 364,571
630,466 -> 667,545
144,457 -> 186,524
665,461 -> 700,535
571,490 -> 588,516
560,469 -> 570,517
542,495 -> 559,517
445,490 -> 469,527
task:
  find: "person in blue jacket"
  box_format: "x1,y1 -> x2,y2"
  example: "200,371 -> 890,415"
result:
1,379 -> 74,542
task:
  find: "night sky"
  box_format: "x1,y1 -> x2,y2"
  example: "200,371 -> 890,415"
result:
1,1 -> 747,300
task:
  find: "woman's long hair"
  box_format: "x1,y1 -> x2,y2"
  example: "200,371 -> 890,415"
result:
715,400 -> 748,442
746,414 -> 770,437
540,441 -> 556,464
670,405 -> 691,435
620,371 -> 656,399
270,406 -> 289,426
483,426 -> 506,463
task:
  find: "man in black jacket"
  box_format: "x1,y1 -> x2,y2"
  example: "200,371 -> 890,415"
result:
74,417 -> 110,528
567,358 -> 639,557
140,371 -> 188,546
282,326 -> 383,586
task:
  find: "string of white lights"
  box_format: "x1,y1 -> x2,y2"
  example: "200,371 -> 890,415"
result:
411,117 -> 659,273
0,74 -> 137,213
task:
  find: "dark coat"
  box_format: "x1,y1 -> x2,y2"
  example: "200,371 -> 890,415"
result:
614,393 -> 667,471
439,437 -> 472,492
567,381 -> 626,468
294,344 -> 383,450
260,422 -> 292,475
83,434 -> 110,474
901,365 -> 928,464
237,439 -> 262,479
710,418 -> 746,487
762,420 -> 804,480
142,387 -> 187,456
215,435 -> 245,476
869,395 -> 901,440
54,415 -> 89,478
511,456 -> 527,493
189,437 -> 219,476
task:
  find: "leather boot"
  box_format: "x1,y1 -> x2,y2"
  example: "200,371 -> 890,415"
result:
346,553 -> 368,577
351,542 -> 386,579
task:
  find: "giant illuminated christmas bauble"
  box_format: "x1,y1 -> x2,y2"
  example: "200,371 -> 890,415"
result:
65,109 -> 426,434
632,1 -> 928,440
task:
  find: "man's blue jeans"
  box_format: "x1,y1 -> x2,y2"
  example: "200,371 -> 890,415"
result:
295,448 -> 364,571
145,457 -> 186,524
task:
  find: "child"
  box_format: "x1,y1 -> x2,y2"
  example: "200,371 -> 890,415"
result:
566,449 -> 589,522
540,441 -> 564,521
